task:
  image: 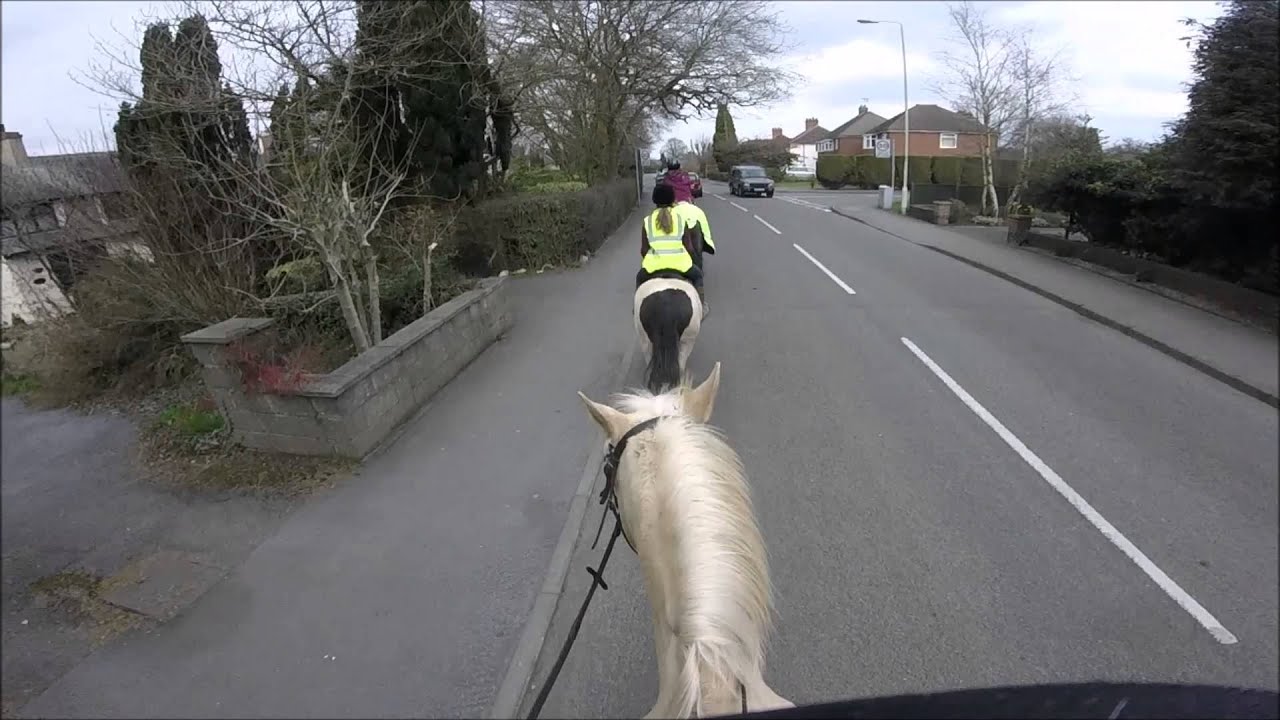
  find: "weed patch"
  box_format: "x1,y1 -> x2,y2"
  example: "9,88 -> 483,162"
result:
28,570 -> 147,647
1,373 -> 40,397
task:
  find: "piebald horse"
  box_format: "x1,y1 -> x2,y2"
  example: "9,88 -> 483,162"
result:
634,275 -> 702,394
578,364 -> 793,719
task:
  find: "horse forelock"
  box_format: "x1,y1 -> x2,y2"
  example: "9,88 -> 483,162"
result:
612,384 -> 690,419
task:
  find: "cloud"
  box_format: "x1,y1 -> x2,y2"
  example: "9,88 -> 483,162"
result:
1,1 -> 163,155
671,35 -> 934,146
993,1 -> 1223,122
657,0 -> 1220,152
3,0 -> 1220,158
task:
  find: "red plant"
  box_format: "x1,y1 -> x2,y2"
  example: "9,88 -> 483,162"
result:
226,339 -> 311,395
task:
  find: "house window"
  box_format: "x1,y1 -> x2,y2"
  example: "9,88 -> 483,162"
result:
863,135 -> 877,150
817,139 -> 835,153
939,132 -> 958,149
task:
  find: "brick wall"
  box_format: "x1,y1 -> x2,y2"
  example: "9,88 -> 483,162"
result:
830,131 -> 991,157
182,276 -> 513,458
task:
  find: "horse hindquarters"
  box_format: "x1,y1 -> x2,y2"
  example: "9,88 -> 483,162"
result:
638,287 -> 694,393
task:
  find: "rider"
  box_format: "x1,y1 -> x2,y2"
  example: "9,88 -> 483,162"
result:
640,182 -> 707,317
656,161 -> 716,270
660,159 -> 694,203
676,193 -> 715,269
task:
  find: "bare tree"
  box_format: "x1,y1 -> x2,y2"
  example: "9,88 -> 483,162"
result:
689,134 -> 714,168
484,0 -> 799,182
661,137 -> 689,162
931,1 -> 1020,215
1004,34 -> 1076,206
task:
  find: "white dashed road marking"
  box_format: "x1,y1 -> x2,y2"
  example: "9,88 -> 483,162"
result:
754,215 -> 781,235
792,244 -> 856,295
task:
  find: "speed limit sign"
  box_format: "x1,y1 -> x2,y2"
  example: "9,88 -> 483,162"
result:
874,138 -> 892,159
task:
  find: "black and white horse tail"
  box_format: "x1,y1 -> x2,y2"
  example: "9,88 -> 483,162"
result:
638,288 -> 694,393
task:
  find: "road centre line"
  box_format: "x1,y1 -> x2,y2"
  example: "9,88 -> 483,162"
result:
783,196 -> 832,212
792,244 -> 856,295
729,200 -> 749,213
754,215 -> 782,235
899,336 -> 1239,646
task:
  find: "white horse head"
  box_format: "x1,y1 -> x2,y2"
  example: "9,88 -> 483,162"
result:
577,364 -> 793,718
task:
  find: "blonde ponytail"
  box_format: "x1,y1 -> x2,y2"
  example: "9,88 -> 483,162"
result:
657,207 -> 674,234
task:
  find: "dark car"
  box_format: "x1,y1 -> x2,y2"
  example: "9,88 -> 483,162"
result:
728,165 -> 774,198
689,172 -> 703,198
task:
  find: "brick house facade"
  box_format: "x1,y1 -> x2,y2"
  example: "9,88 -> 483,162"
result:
819,104 -> 994,158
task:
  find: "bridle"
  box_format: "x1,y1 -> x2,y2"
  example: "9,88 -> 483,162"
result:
526,416 -> 748,719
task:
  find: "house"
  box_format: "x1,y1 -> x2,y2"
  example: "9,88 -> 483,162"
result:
1,126 -> 143,327
783,118 -> 828,176
818,103 -> 993,158
816,105 -> 888,155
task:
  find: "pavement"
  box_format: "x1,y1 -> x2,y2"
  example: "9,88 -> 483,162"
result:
19,207 -> 651,719
519,181 -> 1278,717
17,181 -> 1279,718
1,399 -> 292,716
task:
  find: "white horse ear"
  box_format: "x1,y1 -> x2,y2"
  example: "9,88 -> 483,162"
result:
685,362 -> 721,423
577,391 -> 630,442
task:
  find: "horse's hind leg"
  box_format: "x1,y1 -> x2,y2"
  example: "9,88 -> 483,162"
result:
677,321 -> 699,379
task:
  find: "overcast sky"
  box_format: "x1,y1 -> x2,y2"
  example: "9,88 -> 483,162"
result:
1,0 -> 1223,157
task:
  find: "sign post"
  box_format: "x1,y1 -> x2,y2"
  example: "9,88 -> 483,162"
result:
875,137 -> 894,205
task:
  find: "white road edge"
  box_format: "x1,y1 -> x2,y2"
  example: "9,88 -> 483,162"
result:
900,336 -> 1239,645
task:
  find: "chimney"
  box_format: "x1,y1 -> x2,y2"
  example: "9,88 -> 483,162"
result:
771,127 -> 784,139
805,117 -> 818,131
857,104 -> 869,115
1,125 -> 29,167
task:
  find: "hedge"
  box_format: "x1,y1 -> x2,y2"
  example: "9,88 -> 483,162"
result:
527,180 -> 589,193
932,157 -> 962,187
1030,153 -> 1277,294
907,156 -> 934,186
817,155 -> 1025,195
816,155 -> 855,188
451,178 -> 637,275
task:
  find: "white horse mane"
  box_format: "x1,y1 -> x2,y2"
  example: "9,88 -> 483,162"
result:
608,385 -> 780,717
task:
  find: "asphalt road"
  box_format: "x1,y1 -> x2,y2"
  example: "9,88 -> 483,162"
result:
520,180 -> 1279,717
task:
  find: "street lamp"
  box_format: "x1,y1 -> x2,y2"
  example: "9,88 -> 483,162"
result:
857,19 -> 910,215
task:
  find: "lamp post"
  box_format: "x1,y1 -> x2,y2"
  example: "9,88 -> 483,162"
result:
857,19 -> 910,214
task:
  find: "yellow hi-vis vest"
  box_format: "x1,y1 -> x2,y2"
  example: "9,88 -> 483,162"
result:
676,201 -> 714,251
642,206 -> 695,274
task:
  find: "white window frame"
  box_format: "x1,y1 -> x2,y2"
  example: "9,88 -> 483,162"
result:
939,132 -> 958,149
817,138 -> 835,153
862,134 -> 877,150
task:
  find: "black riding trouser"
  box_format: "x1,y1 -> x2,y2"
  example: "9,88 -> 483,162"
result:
636,265 -> 702,290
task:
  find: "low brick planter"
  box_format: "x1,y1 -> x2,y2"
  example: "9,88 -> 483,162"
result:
182,276 -> 513,458
904,202 -> 955,226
